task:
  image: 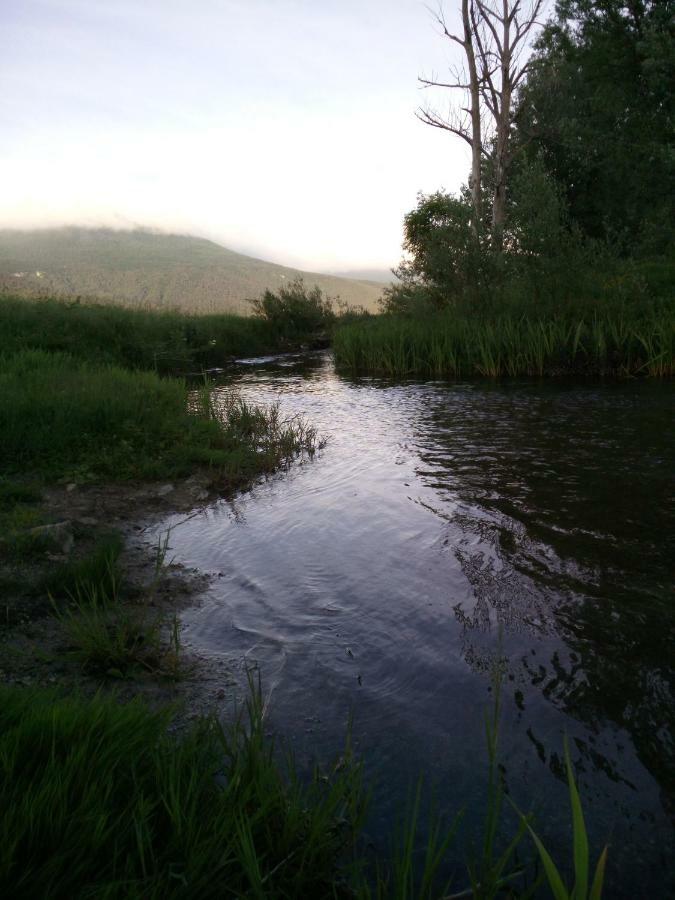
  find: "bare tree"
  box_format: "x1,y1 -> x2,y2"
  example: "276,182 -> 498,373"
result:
417,0 -> 545,250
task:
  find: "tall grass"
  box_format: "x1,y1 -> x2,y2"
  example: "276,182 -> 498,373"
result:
0,349 -> 320,481
333,311 -> 675,378
0,295 -> 280,373
0,684 -> 366,899
0,680 -> 610,899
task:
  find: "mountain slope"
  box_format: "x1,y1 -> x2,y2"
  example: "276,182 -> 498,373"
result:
0,228 -> 384,314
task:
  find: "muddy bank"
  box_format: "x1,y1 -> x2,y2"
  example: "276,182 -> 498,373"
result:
0,472 -> 261,726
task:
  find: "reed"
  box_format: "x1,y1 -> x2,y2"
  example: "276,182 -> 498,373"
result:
333,311 -> 675,378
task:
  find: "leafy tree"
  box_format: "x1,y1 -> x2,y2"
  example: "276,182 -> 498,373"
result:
382,190 -> 493,311
515,0 -> 675,254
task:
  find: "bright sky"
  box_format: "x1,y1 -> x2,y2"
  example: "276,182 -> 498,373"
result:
1,0 -> 471,270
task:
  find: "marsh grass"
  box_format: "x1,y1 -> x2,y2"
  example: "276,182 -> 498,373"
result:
0,349 -> 321,483
49,532 -> 186,680
333,311 -> 675,378
0,682 -> 366,900
0,670 -> 610,899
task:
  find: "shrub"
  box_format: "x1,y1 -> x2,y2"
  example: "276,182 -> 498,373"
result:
249,278 -> 336,339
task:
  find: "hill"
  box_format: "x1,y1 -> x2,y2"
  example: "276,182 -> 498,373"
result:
0,228 -> 384,314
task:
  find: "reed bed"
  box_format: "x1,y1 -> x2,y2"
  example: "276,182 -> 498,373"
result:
333,312 -> 675,378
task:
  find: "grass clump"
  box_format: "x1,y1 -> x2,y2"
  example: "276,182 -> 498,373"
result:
0,684 -> 365,900
50,537 -> 185,680
41,532 -> 124,602
0,349 -> 320,483
55,581 -> 177,679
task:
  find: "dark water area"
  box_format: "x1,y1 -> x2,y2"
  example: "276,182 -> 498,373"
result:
154,352 -> 674,896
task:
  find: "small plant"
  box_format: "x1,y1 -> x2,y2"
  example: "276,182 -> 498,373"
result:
52,548 -> 185,679
41,532 -> 124,600
56,581 -> 158,677
515,738 -> 608,900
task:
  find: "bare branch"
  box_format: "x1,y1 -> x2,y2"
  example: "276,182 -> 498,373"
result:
419,76 -> 473,90
415,108 -> 475,146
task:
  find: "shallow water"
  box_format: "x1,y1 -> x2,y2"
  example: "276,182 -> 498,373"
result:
154,352 -> 674,895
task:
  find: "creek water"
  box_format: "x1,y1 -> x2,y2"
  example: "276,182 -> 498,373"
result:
153,351 -> 674,896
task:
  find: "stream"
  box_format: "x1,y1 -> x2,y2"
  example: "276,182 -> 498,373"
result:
152,351 -> 674,896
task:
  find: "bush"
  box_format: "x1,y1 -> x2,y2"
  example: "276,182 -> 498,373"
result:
249,278 -> 336,339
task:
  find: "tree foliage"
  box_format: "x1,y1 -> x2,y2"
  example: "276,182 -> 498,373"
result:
396,0 -> 673,310
516,0 -> 674,253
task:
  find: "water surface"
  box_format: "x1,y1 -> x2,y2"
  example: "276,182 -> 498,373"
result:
154,352 -> 674,895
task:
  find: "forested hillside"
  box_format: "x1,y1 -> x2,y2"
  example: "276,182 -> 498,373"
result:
0,228 -> 384,313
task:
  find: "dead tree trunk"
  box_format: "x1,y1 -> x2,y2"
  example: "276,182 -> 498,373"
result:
417,3 -> 484,236
418,0 -> 544,252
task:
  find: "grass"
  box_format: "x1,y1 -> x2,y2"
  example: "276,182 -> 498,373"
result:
333,310 -> 675,378
0,678 -> 610,899
41,532 -> 125,601
55,579 -> 181,680
0,349 -> 320,482
48,533 -> 185,679
0,683 -> 367,900
0,294 -> 279,373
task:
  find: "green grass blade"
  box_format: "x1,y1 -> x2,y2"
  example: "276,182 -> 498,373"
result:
564,737 -> 589,899
526,823 -> 569,900
589,845 -> 608,900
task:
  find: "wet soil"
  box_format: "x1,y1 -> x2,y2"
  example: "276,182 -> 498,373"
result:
0,472 -> 251,726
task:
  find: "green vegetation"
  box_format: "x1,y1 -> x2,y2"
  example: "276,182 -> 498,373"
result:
54,564 -> 184,680
41,532 -> 125,602
0,349 -> 319,482
337,0 -> 674,379
334,309 -> 674,378
0,227 -> 383,313
0,684 -> 366,899
249,277 -> 337,340
515,740 -> 608,900
0,678 -> 609,899
0,294 -> 278,372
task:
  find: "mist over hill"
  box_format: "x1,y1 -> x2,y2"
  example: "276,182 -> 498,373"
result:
0,228 -> 384,314
330,267 -> 396,284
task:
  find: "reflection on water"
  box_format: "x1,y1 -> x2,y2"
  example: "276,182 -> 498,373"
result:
153,352 -> 674,895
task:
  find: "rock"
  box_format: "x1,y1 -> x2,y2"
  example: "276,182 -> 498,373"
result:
156,484 -> 174,497
77,517 -> 98,527
65,483 -> 77,492
28,521 -> 74,555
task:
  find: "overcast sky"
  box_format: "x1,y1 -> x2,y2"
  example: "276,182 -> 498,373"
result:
1,0 -> 472,271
